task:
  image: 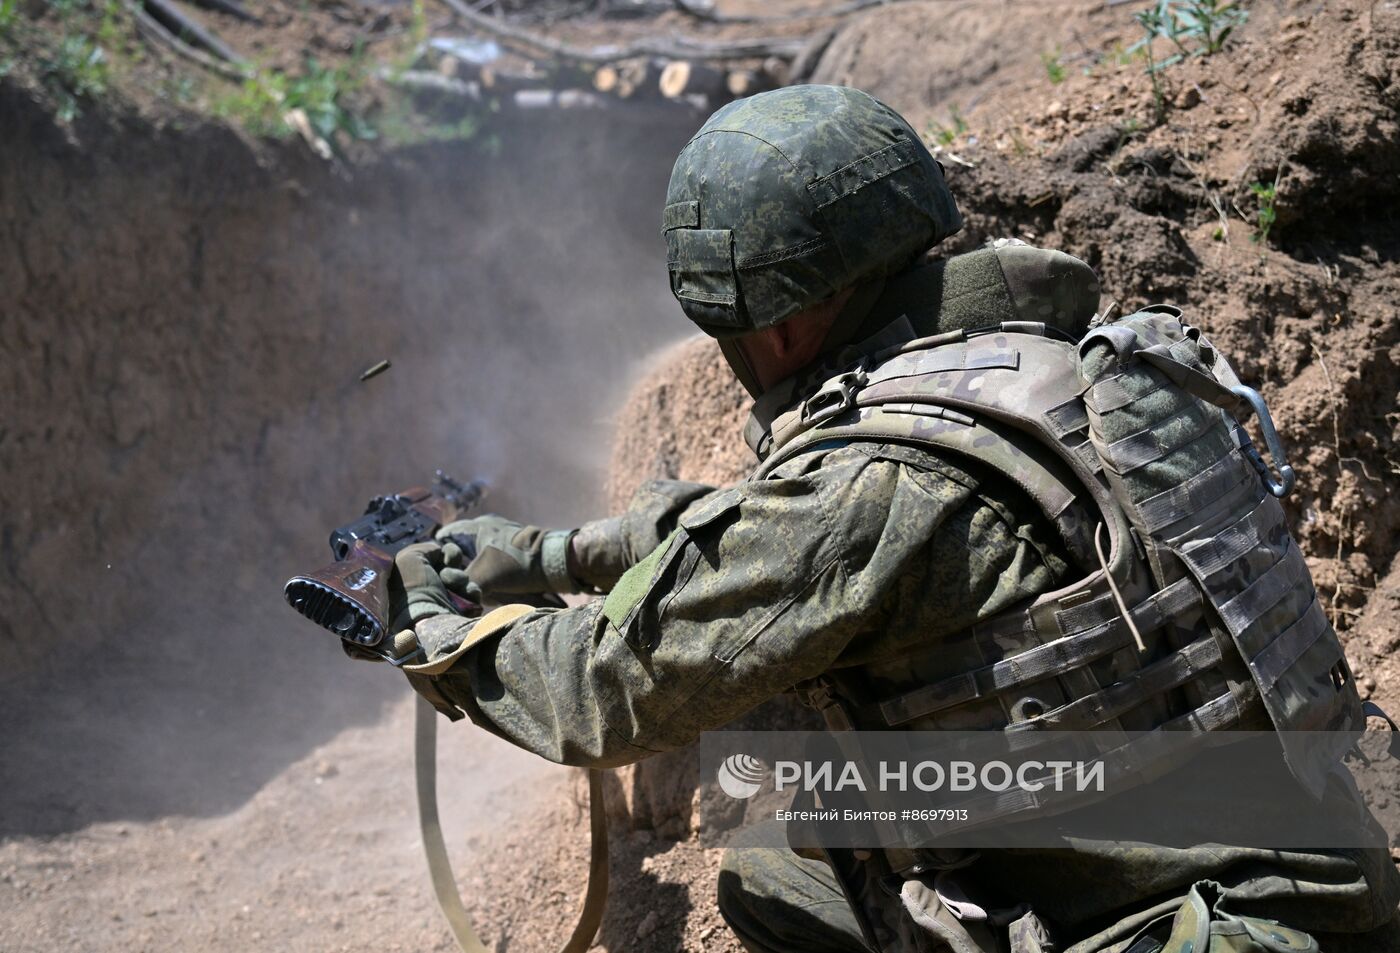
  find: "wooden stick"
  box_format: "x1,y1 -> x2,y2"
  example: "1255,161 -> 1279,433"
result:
383,69 -> 483,99
124,0 -> 249,79
141,0 -> 246,65
187,0 -> 256,22
673,0 -> 905,23
434,0 -> 805,64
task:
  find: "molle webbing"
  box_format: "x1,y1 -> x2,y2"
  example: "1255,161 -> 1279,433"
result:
1079,309 -> 1362,796
756,310 -> 1361,830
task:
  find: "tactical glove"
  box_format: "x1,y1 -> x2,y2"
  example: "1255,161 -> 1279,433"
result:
387,542 -> 459,638
434,515 -> 580,596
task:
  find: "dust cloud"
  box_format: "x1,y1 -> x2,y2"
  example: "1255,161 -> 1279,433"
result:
0,89 -> 704,836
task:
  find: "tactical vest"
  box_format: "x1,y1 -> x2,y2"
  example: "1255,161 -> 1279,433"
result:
752,307 -> 1363,827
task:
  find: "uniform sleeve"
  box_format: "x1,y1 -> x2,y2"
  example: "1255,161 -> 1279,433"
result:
568,479 -> 718,592
420,449 -> 972,767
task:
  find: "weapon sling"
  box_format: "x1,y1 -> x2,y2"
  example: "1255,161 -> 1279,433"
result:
415,696 -> 611,953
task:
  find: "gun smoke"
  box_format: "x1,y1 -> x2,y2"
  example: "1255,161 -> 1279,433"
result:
0,90 -> 702,836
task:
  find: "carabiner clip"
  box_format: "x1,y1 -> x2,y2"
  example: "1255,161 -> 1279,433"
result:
1231,385 -> 1296,498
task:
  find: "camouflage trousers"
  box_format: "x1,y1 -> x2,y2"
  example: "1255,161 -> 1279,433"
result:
717,824 -> 1400,953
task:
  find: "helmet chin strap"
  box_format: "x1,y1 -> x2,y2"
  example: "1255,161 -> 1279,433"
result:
718,337 -> 766,399
817,275 -> 888,358
718,276 -> 889,400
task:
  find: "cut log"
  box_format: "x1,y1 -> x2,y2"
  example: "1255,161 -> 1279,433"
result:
592,63 -> 622,94
434,0 -> 804,64
513,89 -> 607,109
384,69 -> 482,100
615,58 -> 661,98
725,68 -> 776,99
659,60 -> 725,100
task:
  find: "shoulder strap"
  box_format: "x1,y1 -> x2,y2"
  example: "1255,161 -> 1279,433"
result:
416,697 -> 610,953
755,328 -> 1126,574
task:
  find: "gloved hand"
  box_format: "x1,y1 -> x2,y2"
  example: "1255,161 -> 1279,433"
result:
387,542 -> 459,638
435,514 -> 579,597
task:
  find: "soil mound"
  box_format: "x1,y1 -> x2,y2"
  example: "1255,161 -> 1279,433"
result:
605,335 -> 752,509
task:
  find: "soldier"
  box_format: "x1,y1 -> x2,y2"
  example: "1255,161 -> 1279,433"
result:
384,86 -> 1400,952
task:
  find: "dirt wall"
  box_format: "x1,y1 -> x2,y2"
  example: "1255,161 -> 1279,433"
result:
0,81 -> 699,833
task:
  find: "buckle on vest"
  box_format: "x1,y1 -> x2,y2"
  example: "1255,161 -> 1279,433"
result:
801,369 -> 868,424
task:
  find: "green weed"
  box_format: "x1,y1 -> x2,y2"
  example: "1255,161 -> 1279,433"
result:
215,57 -> 376,146
379,111 -> 481,146
1249,180 -> 1277,244
1130,0 -> 1247,66
1042,50 -> 1066,85
927,106 -> 968,146
41,32 -> 108,120
0,0 -> 18,34
46,0 -> 88,18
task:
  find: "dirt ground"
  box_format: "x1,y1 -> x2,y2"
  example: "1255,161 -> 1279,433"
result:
5,0 -> 1400,951
0,692 -> 748,953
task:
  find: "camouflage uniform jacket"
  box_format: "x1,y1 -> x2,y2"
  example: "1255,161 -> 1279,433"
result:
410,310 -> 1399,946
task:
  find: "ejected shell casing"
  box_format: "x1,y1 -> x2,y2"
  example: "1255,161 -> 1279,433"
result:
359,359 -> 392,382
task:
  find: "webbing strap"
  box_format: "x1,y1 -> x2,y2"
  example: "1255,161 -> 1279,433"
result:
915,689 -> 1243,836
1044,396 -> 1089,438
1087,370 -> 1170,414
880,576 -> 1203,727
1097,403 -> 1217,474
1054,574 -> 1200,637
1179,494 -> 1286,580
1251,596 -> 1330,694
1137,345 -> 1250,418
415,696 -> 610,953
1215,541 -> 1307,634
1012,634 -> 1224,731
1136,446 -> 1250,534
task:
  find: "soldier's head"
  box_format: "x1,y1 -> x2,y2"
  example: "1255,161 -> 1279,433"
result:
663,84 -> 962,395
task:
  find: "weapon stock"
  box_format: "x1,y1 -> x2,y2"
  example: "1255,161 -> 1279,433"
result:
283,471 -> 485,663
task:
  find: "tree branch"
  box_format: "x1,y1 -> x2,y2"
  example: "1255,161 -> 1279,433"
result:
435,0 -> 806,63
672,0 -> 906,24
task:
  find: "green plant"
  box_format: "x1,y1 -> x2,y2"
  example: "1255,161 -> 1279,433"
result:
1042,50 -> 1066,85
927,106 -> 968,146
41,32 -> 108,120
1249,180 -> 1278,244
1130,0 -> 1247,66
160,73 -> 197,103
0,0 -> 18,34
215,57 -> 375,146
46,0 -> 88,18
97,0 -> 126,48
284,56 -> 376,143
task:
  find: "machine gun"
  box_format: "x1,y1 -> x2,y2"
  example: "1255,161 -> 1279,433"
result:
283,471 -> 485,663
282,471 -> 609,953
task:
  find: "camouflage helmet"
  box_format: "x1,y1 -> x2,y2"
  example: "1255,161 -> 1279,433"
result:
663,84 -> 963,337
